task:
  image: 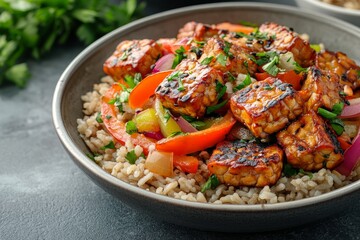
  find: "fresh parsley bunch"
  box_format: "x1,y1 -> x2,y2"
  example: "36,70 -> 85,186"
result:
0,0 -> 145,88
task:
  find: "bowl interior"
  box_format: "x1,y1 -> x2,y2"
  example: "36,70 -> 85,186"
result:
53,2 -> 360,231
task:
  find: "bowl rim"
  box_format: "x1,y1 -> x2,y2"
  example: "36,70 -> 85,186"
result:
300,0 -> 360,15
53,2 -> 360,213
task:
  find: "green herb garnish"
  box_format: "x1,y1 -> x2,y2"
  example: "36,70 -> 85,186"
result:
124,73 -> 141,88
125,120 -> 138,134
216,81 -> 227,100
233,74 -> 252,91
283,163 -> 299,177
201,174 -> 220,192
293,62 -> 308,74
264,84 -> 273,91
125,150 -> 138,164
206,99 -> 228,114
0,0 -> 145,88
262,55 -> 280,76
167,131 -> 184,138
172,46 -> 187,68
163,108 -> 171,123
96,112 -> 103,123
100,141 -> 115,150
238,20 -> 258,28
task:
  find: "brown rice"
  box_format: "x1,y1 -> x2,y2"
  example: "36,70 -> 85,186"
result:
77,76 -> 360,205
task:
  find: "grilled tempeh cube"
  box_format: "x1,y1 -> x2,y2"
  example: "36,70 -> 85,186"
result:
301,66 -> 343,112
198,37 -> 257,78
316,50 -> 360,90
223,33 -> 266,55
259,22 -> 315,67
230,77 -> 304,139
103,39 -> 162,80
177,21 -> 226,41
277,111 -> 344,171
155,59 -> 224,118
208,140 -> 284,187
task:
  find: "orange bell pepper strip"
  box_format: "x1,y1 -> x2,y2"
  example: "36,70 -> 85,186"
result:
255,70 -> 303,90
128,70 -> 173,109
156,111 -> 236,155
215,22 -> 255,34
173,155 -> 199,173
101,84 -> 156,155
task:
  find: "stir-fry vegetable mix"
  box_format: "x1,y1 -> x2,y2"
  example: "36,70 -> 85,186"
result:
95,20 -> 360,189
0,0 -> 144,87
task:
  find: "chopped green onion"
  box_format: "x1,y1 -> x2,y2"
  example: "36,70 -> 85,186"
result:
201,56 -> 214,65
226,71 -> 236,82
331,122 -> 344,135
105,115 -> 112,120
330,118 -> 344,135
317,107 -> 337,119
223,41 -> 233,58
177,77 -> 185,91
216,53 -> 227,66
310,44 -> 321,53
332,102 -> 344,115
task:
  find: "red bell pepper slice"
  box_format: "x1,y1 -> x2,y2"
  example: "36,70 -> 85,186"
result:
173,155 -> 199,173
255,70 -> 303,90
101,84 -> 156,155
128,70 -> 173,109
155,111 -> 236,155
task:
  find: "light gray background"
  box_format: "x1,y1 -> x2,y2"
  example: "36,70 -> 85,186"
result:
1,1 -> 360,239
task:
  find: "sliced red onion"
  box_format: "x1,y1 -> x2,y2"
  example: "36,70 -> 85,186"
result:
336,134 -> 360,176
175,37 -> 192,46
143,131 -> 164,140
340,98 -> 360,119
176,116 -> 197,133
152,54 -> 175,73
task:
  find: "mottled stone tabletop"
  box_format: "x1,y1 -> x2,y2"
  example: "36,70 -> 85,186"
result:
1,1 -> 359,239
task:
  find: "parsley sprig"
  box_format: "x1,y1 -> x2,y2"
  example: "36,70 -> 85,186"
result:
0,0 -> 145,88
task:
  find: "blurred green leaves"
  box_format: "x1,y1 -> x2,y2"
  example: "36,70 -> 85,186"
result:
0,0 -> 145,88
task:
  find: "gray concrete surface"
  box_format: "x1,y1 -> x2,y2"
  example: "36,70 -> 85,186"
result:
1,1 -> 360,239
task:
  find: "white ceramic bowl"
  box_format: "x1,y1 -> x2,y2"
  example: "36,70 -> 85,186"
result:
295,0 -> 360,26
52,2 -> 360,232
